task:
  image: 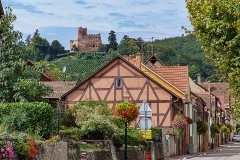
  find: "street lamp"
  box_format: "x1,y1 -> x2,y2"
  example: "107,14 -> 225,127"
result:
123,92 -> 130,102
123,92 -> 130,160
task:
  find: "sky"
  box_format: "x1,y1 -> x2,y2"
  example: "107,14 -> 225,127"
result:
1,0 -> 192,50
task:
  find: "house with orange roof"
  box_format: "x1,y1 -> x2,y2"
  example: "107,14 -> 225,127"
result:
27,59 -> 59,81
196,75 -> 234,145
58,53 -> 206,157
144,54 -> 207,153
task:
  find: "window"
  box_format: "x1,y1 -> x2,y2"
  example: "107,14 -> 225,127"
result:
116,78 -> 122,88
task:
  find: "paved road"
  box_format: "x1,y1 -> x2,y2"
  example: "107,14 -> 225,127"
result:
190,142 -> 240,160
166,142 -> 240,160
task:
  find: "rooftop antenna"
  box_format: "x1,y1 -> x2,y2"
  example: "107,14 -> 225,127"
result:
62,66 -> 67,86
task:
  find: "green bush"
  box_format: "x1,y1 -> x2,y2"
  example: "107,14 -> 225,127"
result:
113,127 -> 147,150
151,127 -> 162,142
61,109 -> 77,128
0,102 -> 55,138
113,133 -> 124,147
71,100 -> 121,139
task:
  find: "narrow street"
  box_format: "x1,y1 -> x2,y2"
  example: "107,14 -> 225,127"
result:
191,142 -> 240,160
166,142 -> 240,160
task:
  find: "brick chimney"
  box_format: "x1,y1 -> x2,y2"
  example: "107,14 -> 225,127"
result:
135,52 -> 142,68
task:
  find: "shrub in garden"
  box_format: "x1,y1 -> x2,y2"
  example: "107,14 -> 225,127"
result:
0,137 -> 15,159
0,133 -> 38,160
71,100 -> 121,139
151,127 -> 162,142
61,109 -> 77,128
0,102 -> 55,138
113,127 -> 147,150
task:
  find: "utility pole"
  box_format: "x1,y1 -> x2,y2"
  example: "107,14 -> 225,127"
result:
151,37 -> 155,55
142,36 -> 161,57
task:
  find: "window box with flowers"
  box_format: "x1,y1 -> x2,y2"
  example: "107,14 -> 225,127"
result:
171,113 -> 188,138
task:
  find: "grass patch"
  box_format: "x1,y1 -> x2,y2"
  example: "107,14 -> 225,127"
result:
80,143 -> 104,151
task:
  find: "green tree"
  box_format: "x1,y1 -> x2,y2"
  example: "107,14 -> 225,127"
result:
29,35 -> 50,61
108,30 -> 118,51
136,37 -> 143,51
184,0 -> 240,117
0,6 -> 52,102
33,29 -> 39,37
50,40 -> 65,60
117,36 -> 138,55
25,34 -> 31,46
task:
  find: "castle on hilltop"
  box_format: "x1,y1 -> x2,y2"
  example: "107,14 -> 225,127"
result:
70,27 -> 102,52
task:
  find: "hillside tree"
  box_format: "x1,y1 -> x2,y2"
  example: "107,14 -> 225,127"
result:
108,30 -> 118,51
29,34 -> 50,61
50,40 -> 65,60
117,36 -> 138,56
0,6 -> 52,102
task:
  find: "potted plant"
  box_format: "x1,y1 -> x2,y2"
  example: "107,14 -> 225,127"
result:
185,117 -> 193,124
197,120 -> 208,135
171,113 -> 188,138
113,102 -> 139,124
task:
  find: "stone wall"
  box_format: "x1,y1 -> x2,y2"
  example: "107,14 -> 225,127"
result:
115,147 -> 145,160
14,140 -> 165,160
36,142 -> 68,160
150,141 -> 164,160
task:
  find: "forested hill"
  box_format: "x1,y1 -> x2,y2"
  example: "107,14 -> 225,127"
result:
153,35 -> 217,81
155,35 -> 203,55
49,35 -> 217,82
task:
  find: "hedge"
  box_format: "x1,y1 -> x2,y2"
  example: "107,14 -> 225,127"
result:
0,102 -> 55,138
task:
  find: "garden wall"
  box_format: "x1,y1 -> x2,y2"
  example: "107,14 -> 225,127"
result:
23,140 -> 163,160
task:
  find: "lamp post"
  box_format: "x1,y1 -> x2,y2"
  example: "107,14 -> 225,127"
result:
123,92 -> 130,160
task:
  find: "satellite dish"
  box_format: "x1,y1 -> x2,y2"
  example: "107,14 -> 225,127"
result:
62,66 -> 66,73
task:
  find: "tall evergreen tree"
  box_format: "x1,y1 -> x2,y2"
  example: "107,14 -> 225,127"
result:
108,30 -> 118,51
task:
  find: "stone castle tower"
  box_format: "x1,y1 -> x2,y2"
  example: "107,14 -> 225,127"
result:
70,27 -> 102,52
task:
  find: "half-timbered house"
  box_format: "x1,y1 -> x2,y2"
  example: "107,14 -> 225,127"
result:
59,53 -> 204,156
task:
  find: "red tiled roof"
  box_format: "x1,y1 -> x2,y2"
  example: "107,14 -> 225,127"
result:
199,82 -> 230,104
27,59 -> 58,81
43,81 -> 77,99
150,66 -> 188,93
43,71 -> 59,81
217,96 -> 225,110
197,93 -> 211,109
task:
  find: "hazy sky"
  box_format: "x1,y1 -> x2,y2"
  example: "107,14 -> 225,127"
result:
1,0 -> 192,50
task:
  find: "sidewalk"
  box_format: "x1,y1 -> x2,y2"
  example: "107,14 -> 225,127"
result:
164,142 -> 233,160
